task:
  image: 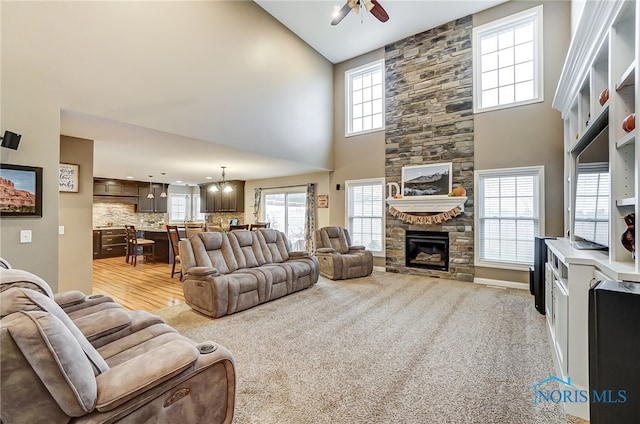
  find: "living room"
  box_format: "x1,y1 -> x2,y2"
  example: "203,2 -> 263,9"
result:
2,0 -> 639,422
1,0 -> 568,292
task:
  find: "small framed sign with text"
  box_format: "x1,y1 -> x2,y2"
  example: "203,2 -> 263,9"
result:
317,194 -> 329,208
59,163 -> 79,192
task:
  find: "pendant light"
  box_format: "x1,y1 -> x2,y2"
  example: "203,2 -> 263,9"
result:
221,166 -> 233,193
147,175 -> 154,199
209,166 -> 233,193
160,172 -> 167,198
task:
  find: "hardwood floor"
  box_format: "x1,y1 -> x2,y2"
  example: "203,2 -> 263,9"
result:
92,257 -> 185,312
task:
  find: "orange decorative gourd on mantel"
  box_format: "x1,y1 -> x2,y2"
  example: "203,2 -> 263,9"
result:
449,186 -> 466,197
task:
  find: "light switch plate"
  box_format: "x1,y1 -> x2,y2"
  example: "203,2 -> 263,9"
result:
20,230 -> 32,243
59,226 -> 65,235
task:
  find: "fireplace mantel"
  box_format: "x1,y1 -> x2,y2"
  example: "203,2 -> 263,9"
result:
386,196 -> 467,213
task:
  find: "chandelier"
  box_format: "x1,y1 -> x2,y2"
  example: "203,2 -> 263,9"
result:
209,166 -> 233,193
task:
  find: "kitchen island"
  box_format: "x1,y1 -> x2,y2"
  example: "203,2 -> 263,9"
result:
137,226 -> 186,264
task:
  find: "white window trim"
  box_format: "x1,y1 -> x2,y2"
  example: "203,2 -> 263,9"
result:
345,59 -> 385,137
345,177 -> 386,257
474,165 -> 545,271
168,193 -> 192,223
472,4 -> 544,114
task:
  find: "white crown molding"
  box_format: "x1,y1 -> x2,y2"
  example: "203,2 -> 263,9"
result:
552,0 -> 625,116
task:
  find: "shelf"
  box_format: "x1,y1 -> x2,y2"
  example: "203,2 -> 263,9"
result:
616,129 -> 636,149
616,61 -> 636,91
616,197 -> 636,207
570,104 -> 609,153
386,196 -> 467,213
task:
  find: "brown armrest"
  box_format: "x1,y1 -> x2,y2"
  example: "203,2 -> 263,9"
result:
185,266 -> 220,277
289,251 -> 310,258
316,247 -> 337,254
95,340 -> 199,411
349,245 -> 366,250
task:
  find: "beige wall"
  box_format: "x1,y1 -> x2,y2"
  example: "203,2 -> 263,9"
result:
59,136 -> 94,293
243,172 -> 331,230
331,48 -> 387,228
1,2 -> 332,291
473,0 -> 570,283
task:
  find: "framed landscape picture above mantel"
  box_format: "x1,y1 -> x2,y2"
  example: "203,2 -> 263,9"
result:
0,163 -> 43,217
402,163 -> 452,197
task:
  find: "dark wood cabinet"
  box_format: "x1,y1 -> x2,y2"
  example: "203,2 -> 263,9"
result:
138,184 -> 168,213
199,180 -> 244,213
93,179 -> 139,197
93,228 -> 128,259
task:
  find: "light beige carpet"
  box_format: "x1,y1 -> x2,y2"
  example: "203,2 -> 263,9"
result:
154,272 -> 583,424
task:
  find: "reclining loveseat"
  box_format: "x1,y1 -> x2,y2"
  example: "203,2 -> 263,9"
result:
179,228 -> 319,318
0,266 -> 236,424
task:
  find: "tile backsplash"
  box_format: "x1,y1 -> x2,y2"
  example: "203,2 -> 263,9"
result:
93,203 -> 167,228
92,202 -> 244,229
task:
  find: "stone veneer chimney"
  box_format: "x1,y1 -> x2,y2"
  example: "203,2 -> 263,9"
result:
385,16 -> 474,282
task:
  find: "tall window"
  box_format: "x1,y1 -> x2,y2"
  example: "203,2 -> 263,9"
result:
263,189 -> 307,251
346,59 -> 384,136
573,163 -> 609,246
346,178 -> 385,255
475,166 -> 544,268
473,5 -> 543,112
193,193 -> 205,221
169,194 -> 190,222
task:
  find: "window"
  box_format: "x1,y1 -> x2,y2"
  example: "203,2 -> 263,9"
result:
473,5 -> 543,112
475,166 -> 544,269
573,163 -> 609,246
193,193 -> 205,221
346,59 -> 384,136
263,189 -> 307,251
346,178 -> 385,255
169,194 -> 190,222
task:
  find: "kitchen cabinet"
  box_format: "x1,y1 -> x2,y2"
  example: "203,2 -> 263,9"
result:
138,184 -> 168,213
199,180 -> 244,213
93,228 -> 128,259
93,179 -> 139,197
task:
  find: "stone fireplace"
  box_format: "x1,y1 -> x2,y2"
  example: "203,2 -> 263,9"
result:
384,16 -> 474,282
405,231 -> 449,271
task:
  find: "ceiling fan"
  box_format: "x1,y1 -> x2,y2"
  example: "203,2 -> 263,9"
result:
331,0 -> 389,26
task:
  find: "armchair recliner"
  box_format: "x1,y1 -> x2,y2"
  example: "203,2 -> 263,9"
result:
0,267 -> 236,424
313,226 -> 373,280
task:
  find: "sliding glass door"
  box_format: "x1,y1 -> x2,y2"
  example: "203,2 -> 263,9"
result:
264,190 -> 306,251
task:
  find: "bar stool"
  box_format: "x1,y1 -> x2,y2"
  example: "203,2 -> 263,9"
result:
166,225 -> 182,278
125,225 -> 155,266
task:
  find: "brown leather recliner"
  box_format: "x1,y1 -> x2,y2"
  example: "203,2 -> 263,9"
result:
313,226 -> 373,280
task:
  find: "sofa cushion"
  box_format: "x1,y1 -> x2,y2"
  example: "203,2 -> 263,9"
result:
2,311 -> 98,417
256,229 -> 290,262
228,230 -> 266,268
0,268 -> 54,297
0,287 -> 109,375
317,227 -> 350,254
184,232 -> 238,275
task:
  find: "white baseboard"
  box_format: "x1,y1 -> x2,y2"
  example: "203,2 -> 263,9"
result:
474,277 -> 529,290
373,266 -> 386,272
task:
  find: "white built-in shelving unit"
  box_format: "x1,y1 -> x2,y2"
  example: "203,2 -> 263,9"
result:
549,1 -> 638,421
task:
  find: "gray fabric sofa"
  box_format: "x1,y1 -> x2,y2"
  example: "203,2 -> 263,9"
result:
0,268 -> 236,424
313,226 -> 374,280
179,229 -> 319,318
